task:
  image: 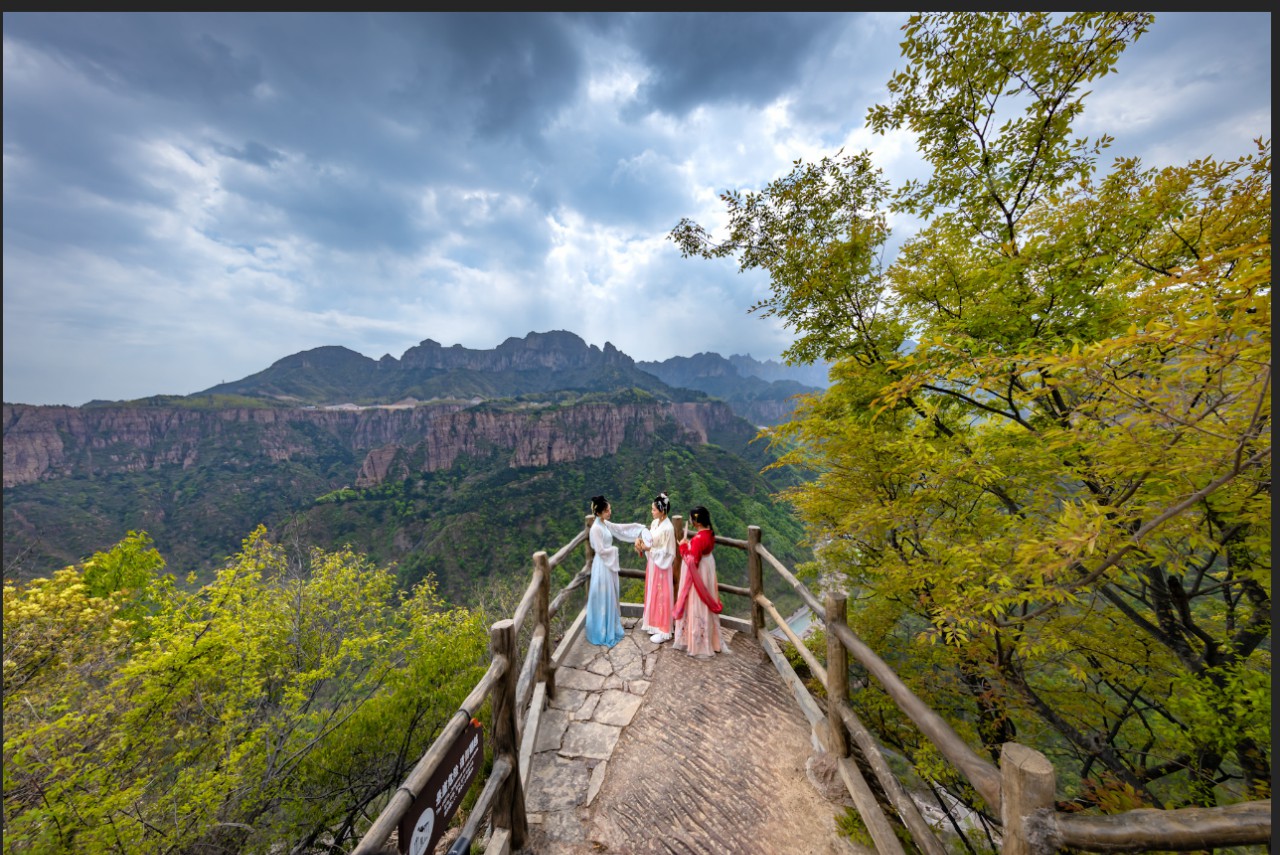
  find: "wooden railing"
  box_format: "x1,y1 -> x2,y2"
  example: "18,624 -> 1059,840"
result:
351,528 -> 582,855
353,518 -> 1271,855
720,525 -> 1272,855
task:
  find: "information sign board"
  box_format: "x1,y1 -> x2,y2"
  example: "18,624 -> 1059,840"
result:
399,718 -> 484,855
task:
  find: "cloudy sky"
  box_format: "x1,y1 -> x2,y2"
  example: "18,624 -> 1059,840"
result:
3,13 -> 1271,406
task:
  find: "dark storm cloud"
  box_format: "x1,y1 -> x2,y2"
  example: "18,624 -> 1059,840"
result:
390,13 -> 586,140
617,12 -> 847,116
5,13 -> 265,104
3,12 -> 592,263
1,12 -> 1270,406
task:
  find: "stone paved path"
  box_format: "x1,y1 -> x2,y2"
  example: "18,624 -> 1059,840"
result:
518,618 -> 861,855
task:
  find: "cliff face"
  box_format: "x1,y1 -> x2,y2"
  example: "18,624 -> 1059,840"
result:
2,399 -> 741,489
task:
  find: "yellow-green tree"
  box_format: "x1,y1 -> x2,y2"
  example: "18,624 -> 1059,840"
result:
673,10 -> 1270,824
3,527 -> 488,853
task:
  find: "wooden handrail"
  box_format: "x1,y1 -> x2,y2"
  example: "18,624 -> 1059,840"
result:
515,627 -> 546,716
754,542 -> 1003,810
1045,799 -> 1272,852
756,545 -> 824,617
756,593 -> 827,686
747,531 -> 1271,853
825,619 -> 1003,810
511,572 -> 540,635
488,620 -> 527,847
352,657 -> 507,854
445,757 -> 513,855
548,566 -> 590,619
713,534 -> 749,549
547,529 -> 588,568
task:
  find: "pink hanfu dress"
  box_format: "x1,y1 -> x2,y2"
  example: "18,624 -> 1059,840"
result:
673,528 -> 723,657
641,516 -> 676,635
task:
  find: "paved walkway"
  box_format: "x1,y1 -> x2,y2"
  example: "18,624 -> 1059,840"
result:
518,618 -> 861,854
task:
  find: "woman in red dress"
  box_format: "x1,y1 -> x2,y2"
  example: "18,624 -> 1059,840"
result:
672,505 -> 724,658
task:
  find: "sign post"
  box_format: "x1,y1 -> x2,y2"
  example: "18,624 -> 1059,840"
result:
399,718 -> 484,855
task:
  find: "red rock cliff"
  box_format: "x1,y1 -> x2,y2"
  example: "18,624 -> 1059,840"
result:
3,400 -> 742,488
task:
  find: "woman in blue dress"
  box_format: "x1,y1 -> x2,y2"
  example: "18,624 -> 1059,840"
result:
585,495 -> 648,648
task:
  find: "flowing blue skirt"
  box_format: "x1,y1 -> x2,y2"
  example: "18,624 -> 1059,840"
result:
584,556 -> 625,648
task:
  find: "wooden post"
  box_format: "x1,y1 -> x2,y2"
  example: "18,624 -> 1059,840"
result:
747,525 -> 765,636
534,551 -> 554,699
490,619 -> 528,849
1000,742 -> 1056,855
672,514 -> 685,596
825,593 -> 849,757
583,514 -> 596,596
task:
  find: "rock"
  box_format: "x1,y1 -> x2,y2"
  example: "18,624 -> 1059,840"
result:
559,721 -> 622,760
525,756 -> 591,811
592,690 -> 643,727
1,398 -> 740,487
556,667 -> 607,692
806,752 -> 856,807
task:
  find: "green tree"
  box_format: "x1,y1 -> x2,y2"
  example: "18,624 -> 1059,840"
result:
673,9 -> 1269,826
3,527 -> 488,853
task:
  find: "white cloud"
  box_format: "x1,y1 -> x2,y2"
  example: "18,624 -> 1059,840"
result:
2,13 -> 1270,405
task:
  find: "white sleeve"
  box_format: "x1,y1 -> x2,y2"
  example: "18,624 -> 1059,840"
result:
589,522 -> 608,553
649,523 -> 676,570
603,520 -> 647,544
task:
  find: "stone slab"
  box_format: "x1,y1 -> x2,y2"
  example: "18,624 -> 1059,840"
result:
556,667 -> 607,692
533,708 -> 569,753
560,643 -> 596,668
586,760 -> 608,806
548,687 -> 587,712
572,694 -> 600,721
559,720 -> 622,760
593,689 -> 643,727
524,756 -> 590,812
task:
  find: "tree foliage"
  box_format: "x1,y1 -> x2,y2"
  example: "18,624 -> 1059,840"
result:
3,527 -> 489,853
672,10 -> 1270,822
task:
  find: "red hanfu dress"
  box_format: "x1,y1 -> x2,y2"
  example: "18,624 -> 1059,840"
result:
673,528 -> 723,657
641,516 -> 676,636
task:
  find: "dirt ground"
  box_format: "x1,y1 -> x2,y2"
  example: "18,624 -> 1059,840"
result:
520,627 -> 869,855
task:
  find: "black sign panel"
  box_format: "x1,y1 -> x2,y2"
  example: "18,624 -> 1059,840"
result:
400,718 -> 484,855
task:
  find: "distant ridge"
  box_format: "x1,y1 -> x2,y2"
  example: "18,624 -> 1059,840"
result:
70,330 -> 831,427
727,353 -> 830,389
193,330 -> 682,407
637,352 -> 825,426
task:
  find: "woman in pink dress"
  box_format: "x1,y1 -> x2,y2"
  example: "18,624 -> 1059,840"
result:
672,505 -> 724,658
634,492 -> 676,643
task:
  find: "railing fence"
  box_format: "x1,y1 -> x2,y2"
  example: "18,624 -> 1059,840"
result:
352,518 -> 1271,855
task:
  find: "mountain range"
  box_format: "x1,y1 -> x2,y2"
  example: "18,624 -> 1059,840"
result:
4,331 -> 822,604
82,330 -> 827,427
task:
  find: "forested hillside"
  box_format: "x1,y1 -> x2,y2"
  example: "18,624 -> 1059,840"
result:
4,388 -> 810,604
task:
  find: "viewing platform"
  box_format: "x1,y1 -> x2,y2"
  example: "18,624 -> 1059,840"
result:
520,618 -> 861,854
353,517 -> 1272,855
